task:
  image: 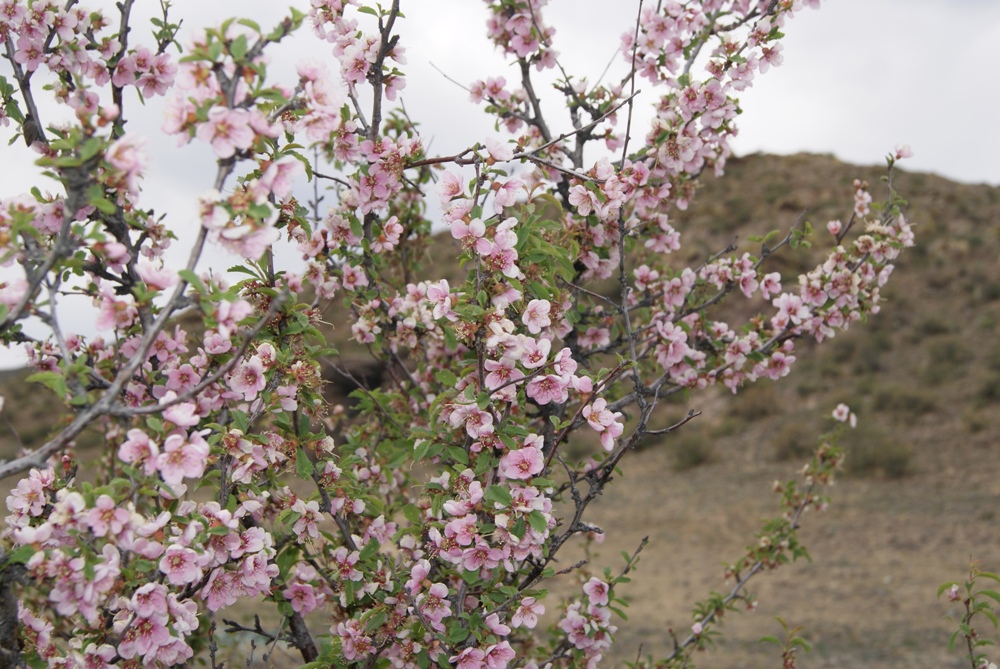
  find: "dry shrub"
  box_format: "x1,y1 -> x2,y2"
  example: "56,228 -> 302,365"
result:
671,428 -> 715,472
843,423 -> 913,479
871,383 -> 937,418
771,419 -> 818,462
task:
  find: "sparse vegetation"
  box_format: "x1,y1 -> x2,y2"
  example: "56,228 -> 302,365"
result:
842,423 -> 914,479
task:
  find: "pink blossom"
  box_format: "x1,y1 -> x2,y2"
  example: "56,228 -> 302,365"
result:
521,299 -> 551,334
484,641 -> 515,669
499,445 -> 544,481
582,398 -> 624,451
86,494 -> 130,537
451,218 -> 490,254
484,357 -> 524,391
418,582 -> 452,631
584,577 -> 610,606
159,545 -> 203,586
259,156 -> 303,200
342,263 -> 369,290
230,355 -> 266,401
292,499 -> 321,540
136,261 -> 178,291
525,374 -> 568,405
284,582 -> 323,614
451,647 -> 486,669
129,583 -> 168,620
0,279 -> 27,308
832,402 -> 857,427
119,429 -> 160,476
485,137 -> 514,162
156,431 -> 209,485
760,272 -> 782,300
436,170 -> 463,202
117,616 -> 171,660
200,569 -> 239,612
196,107 -> 255,159
105,134 -> 147,196
512,597 -> 544,629
485,613 -> 511,636
162,395 -> 200,428
13,36 -> 44,71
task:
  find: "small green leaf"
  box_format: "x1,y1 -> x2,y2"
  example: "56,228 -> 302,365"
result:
4,545 -> 36,565
26,371 -> 69,398
229,34 -> 249,60
177,269 -> 207,295
483,485 -> 513,508
978,589 -> 1000,605
435,369 -> 457,387
402,504 -> 422,524
132,558 -> 157,573
359,539 -> 379,562
296,449 -> 315,478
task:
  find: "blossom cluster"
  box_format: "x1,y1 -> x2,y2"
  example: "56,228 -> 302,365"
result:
0,0 -> 914,667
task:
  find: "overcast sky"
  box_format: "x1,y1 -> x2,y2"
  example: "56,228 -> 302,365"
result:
1,0 -> 997,369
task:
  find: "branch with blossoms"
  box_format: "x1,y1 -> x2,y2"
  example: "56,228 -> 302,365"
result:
0,1 -> 917,668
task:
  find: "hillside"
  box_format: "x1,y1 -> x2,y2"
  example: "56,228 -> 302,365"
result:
1,153 -> 999,668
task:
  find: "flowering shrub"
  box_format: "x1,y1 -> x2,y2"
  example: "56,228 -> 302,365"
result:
0,1 -> 915,668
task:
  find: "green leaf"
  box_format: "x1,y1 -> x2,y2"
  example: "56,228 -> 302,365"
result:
448,625 -> 469,644
89,193 -> 117,215
26,371 -> 69,398
4,545 -> 36,565
229,34 -> 249,60
937,582 -> 961,598
435,369 -> 457,387
80,137 -> 103,162
446,446 -> 468,465
236,18 -> 261,33
402,504 -> 421,524
364,610 -> 387,632
359,539 -> 379,562
227,264 -> 260,277
178,269 -> 207,295
483,485 -> 513,508
527,510 -> 548,534
296,449 -> 315,479
978,589 -> 1000,606
276,546 -> 299,578
207,40 -> 223,61
609,605 -> 628,621
132,558 -> 157,573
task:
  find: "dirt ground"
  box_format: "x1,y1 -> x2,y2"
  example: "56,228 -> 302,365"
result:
577,400 -> 999,669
